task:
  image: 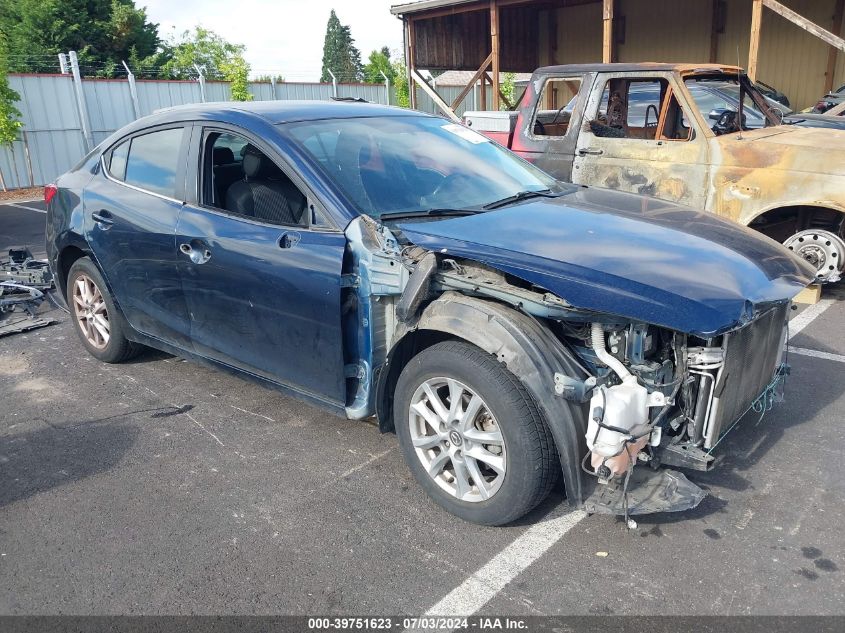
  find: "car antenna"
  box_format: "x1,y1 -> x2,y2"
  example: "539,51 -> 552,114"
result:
737,45 -> 743,141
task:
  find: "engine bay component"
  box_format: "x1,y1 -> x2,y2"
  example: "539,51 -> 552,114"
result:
586,323 -> 666,477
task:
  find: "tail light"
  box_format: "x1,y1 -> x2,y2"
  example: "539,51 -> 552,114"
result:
44,184 -> 57,204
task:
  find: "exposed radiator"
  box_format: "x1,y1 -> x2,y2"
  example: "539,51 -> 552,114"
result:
704,304 -> 789,449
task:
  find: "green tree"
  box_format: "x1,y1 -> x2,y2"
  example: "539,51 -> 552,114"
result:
0,33 -> 21,146
221,54 -> 252,101
0,0 -> 159,73
363,46 -> 395,84
500,72 -> 515,111
320,9 -> 362,83
255,74 -> 285,83
392,60 -> 409,108
156,27 -> 246,80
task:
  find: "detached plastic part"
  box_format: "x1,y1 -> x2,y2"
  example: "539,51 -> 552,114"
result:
582,468 -> 707,516
396,252 -> 436,323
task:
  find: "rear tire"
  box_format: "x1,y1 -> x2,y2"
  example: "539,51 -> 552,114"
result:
394,340 -> 557,526
67,257 -> 141,363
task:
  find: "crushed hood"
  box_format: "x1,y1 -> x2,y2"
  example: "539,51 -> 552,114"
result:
397,187 -> 815,337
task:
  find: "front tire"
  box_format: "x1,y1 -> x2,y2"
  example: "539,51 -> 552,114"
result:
394,340 -> 557,526
67,257 -> 141,363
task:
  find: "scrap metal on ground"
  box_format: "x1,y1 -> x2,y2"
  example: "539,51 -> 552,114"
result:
0,247 -> 57,337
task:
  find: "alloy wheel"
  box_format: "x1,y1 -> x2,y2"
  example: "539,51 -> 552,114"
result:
72,274 -> 110,349
408,377 -> 506,502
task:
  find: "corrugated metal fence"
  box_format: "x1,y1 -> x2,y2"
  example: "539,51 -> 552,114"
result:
0,73 -> 501,190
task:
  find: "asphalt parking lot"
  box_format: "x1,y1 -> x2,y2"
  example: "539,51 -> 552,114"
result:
1,200 -> 844,616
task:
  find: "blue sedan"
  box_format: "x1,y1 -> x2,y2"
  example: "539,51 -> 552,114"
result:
46,101 -> 814,526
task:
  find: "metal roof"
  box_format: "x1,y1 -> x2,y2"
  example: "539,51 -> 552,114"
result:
390,0 -> 481,16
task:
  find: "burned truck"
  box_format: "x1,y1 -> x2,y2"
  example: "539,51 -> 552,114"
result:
464,63 -> 845,283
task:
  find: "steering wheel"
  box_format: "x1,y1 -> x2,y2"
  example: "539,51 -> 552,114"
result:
712,110 -> 743,135
550,104 -> 569,125
644,104 -> 659,128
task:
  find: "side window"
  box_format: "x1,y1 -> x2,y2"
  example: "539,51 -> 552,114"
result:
588,79 -> 689,142
531,77 -> 582,137
122,128 -> 184,197
108,140 -> 129,180
201,131 -> 309,227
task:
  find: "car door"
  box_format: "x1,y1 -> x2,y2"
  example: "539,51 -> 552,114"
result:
175,126 -> 347,407
571,73 -> 710,210
512,73 -> 589,181
84,125 -> 193,349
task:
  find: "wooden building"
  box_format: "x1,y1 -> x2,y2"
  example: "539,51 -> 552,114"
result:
390,0 -> 845,115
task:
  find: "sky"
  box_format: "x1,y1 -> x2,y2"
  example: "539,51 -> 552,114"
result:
140,0 -> 406,81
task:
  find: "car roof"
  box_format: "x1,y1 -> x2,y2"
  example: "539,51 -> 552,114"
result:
148,100 -> 422,124
535,62 -> 743,75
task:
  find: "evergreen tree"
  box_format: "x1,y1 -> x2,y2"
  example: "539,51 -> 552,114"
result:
320,9 -> 363,83
0,0 -> 159,73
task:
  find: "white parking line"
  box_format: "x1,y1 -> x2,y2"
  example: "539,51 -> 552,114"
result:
413,295 -> 838,623
420,509 -> 587,619
789,346 -> 845,364
789,299 -> 835,339
5,202 -> 46,214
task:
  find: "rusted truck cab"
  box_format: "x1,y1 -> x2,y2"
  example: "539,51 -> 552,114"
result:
464,63 -> 845,283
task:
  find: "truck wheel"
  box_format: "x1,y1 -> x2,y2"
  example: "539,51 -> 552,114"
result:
394,340 -> 557,526
67,257 -> 141,363
783,229 -> 845,283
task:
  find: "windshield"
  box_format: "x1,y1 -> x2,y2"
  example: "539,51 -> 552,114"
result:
283,115 -> 561,219
720,84 -> 792,114
684,76 -> 782,133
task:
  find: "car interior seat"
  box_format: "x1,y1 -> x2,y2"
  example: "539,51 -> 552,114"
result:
225,145 -> 306,225
212,147 -> 242,207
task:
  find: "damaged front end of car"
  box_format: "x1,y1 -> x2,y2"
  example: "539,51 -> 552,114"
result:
339,193 -> 813,521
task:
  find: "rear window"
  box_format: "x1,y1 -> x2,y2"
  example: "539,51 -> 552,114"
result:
120,128 -> 184,198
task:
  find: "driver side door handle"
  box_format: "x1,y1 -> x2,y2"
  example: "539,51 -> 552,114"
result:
92,210 -> 114,227
578,147 -> 604,156
179,241 -> 212,265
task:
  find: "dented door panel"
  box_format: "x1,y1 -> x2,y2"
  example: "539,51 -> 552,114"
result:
571,71 -> 710,210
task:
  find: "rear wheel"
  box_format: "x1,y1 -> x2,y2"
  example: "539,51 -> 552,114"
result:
394,340 -> 557,526
783,229 -> 845,283
67,257 -> 141,363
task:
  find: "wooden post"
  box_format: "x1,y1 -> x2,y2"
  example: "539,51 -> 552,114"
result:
763,0 -> 845,51
710,0 -> 721,63
411,69 -> 460,122
407,18 -> 417,109
451,53 -> 493,111
491,0 -> 500,111
825,0 -> 845,93
602,0 -> 614,64
748,0 -> 763,81
480,72 -> 487,110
